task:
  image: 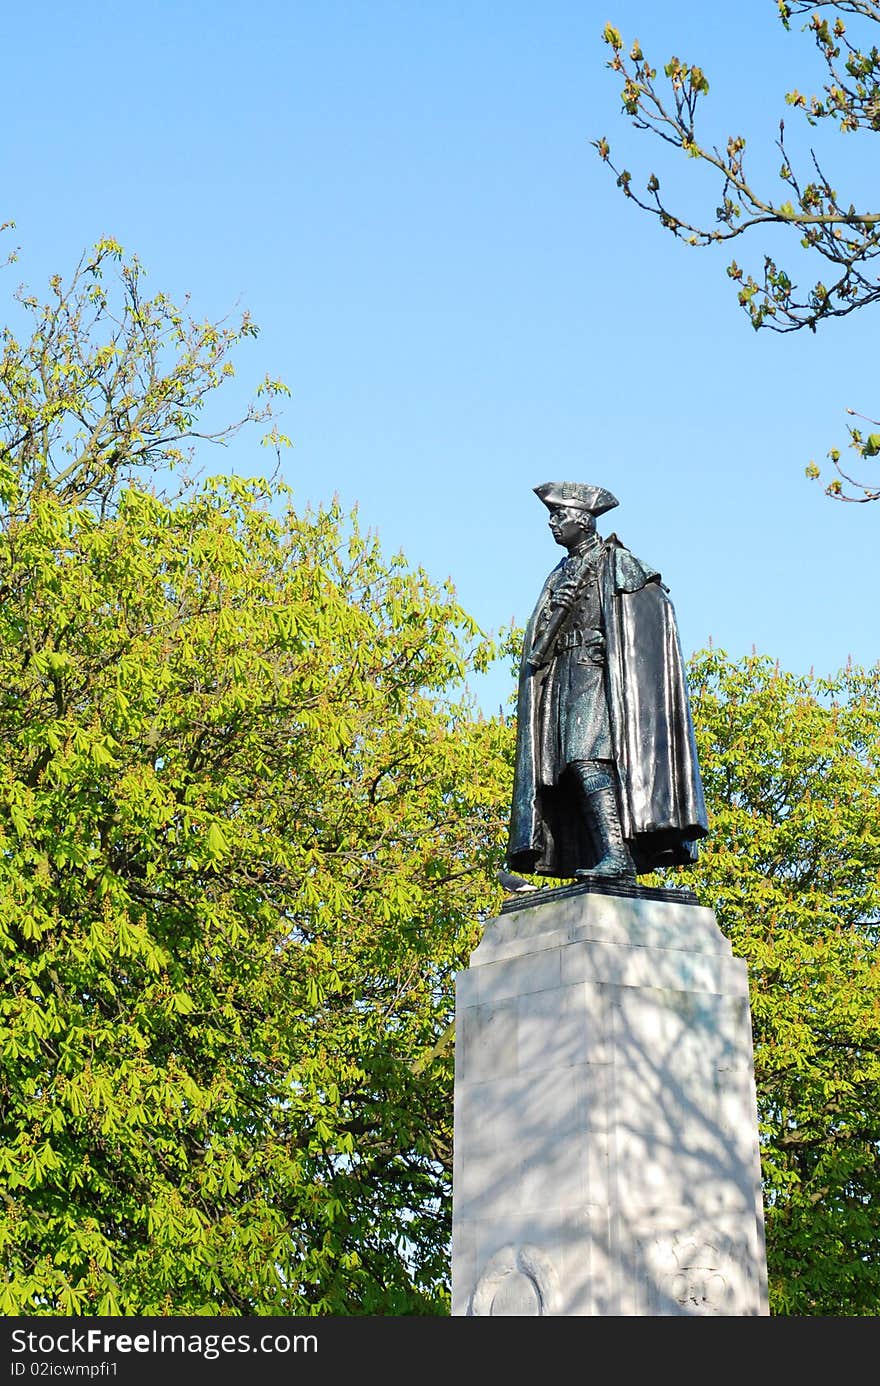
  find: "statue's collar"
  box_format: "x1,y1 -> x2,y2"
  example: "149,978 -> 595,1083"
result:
567,534 -> 603,560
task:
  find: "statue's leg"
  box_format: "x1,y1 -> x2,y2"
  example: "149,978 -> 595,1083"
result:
570,760 -> 636,880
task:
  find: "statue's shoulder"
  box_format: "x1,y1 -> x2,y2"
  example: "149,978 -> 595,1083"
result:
601,534 -> 664,593
543,556 -> 569,585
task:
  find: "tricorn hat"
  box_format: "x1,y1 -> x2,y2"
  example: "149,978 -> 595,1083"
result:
534,481 -> 619,516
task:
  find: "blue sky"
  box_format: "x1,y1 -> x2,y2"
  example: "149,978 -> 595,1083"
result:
5,1 -> 878,713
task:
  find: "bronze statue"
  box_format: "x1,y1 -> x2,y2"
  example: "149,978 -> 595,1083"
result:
507,482 -> 708,881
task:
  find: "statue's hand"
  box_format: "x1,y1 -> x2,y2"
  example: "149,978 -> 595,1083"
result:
551,576 -> 582,608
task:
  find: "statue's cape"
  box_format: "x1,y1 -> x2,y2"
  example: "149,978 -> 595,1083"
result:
507,537 -> 708,878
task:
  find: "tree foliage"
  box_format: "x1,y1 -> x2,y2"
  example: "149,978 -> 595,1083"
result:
3,241 -> 877,1319
595,3 -> 880,502
0,233 -> 290,514
677,649 -> 880,1314
0,246 -> 510,1314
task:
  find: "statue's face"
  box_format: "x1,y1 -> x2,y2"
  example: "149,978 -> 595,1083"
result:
548,504 -> 592,549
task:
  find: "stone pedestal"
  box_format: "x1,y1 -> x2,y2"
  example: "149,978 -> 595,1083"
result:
451,886 -> 769,1315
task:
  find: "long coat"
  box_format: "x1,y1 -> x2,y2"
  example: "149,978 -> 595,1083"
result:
506,535 -> 708,878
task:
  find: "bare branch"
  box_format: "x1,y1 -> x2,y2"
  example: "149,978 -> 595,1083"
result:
596,8 -> 880,501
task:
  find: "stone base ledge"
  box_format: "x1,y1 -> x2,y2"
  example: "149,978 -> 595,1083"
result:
475,888 -> 731,967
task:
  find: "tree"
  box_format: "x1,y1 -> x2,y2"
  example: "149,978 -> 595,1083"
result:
595,3 -> 880,502
666,649 -> 880,1314
0,245 -> 511,1314
5,241 -> 876,1318
0,231 -> 290,513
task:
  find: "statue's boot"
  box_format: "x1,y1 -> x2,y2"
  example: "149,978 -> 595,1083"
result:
574,783 -> 636,880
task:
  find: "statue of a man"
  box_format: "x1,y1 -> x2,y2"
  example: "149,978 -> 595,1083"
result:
506,482 -> 708,881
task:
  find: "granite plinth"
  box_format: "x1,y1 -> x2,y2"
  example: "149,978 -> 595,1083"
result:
451,889 -> 769,1316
